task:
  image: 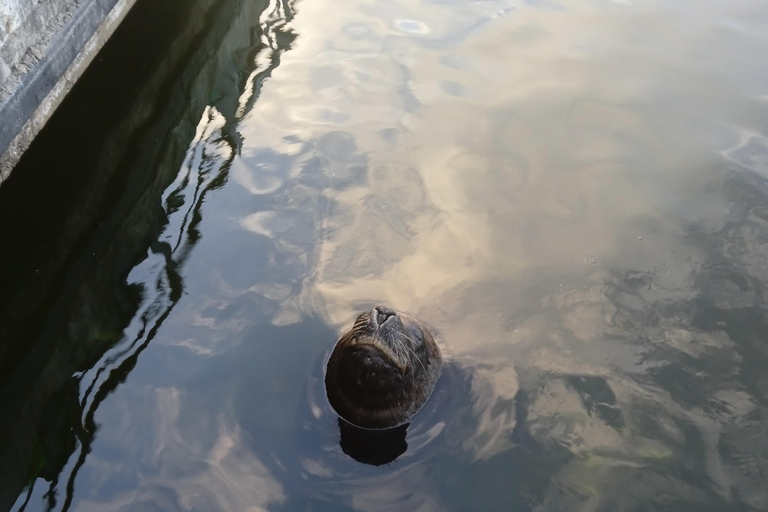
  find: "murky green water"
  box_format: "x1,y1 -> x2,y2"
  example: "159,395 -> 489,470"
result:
2,0 -> 768,510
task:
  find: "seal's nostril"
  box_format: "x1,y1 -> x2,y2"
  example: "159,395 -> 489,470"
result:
374,306 -> 396,325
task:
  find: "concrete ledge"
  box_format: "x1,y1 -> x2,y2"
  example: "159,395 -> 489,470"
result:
0,0 -> 138,183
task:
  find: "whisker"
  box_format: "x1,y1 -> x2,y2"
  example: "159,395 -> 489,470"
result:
396,331 -> 427,375
338,316 -> 373,345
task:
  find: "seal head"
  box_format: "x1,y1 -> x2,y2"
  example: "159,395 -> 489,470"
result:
325,306 -> 443,429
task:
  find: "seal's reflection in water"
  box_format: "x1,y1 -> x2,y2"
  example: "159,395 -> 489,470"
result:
332,359 -> 466,467
338,419 -> 409,466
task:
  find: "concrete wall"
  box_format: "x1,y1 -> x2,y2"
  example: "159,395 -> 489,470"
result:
0,0 -> 138,182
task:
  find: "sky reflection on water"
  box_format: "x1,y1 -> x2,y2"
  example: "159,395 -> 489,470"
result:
7,0 -> 768,510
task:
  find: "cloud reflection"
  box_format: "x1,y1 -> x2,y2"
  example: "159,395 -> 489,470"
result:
229,0 -> 768,508
37,0 -> 768,509
75,388 -> 285,512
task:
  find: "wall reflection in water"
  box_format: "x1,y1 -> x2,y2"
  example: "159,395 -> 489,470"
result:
0,0 -> 279,508
1,0 -> 768,510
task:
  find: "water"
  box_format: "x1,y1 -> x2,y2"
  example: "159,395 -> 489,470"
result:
1,0 -> 768,510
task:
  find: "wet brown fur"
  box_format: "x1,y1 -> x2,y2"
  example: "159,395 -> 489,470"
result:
325,307 -> 443,429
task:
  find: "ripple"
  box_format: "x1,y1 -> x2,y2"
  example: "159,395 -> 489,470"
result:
395,19 -> 431,35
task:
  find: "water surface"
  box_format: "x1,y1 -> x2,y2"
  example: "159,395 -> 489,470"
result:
3,0 -> 768,510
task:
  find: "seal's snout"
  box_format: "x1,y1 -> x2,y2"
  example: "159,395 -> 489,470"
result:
373,305 -> 397,326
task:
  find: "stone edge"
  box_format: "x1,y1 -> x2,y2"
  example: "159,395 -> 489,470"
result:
0,0 -> 139,184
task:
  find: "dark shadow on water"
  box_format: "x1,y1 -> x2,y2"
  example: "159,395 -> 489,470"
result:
0,0 -> 290,508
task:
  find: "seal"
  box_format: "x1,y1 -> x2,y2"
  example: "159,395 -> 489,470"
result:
325,306 -> 443,429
